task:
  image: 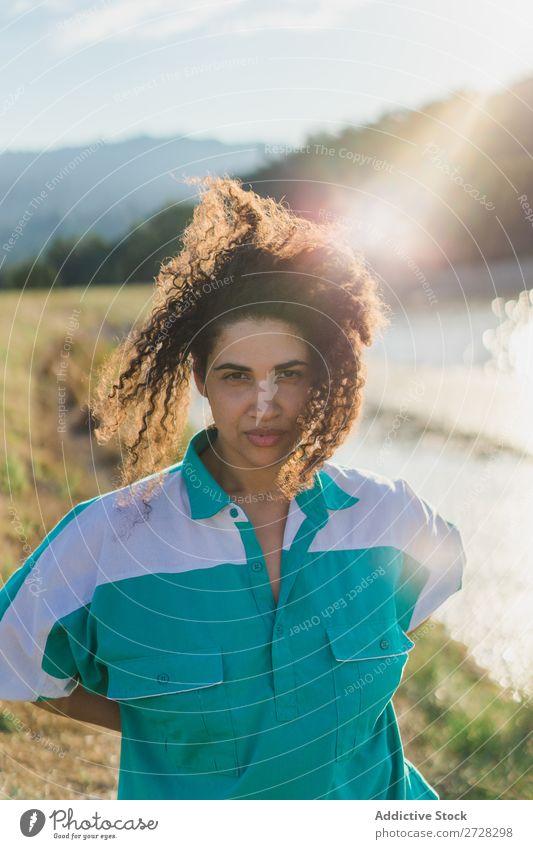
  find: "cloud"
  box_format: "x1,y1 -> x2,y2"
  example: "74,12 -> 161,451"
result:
45,0 -> 375,51
54,0 -> 245,50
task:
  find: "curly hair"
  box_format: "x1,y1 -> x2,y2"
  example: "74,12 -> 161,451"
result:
91,175 -> 391,511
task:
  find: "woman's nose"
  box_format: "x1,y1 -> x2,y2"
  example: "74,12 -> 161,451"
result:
249,372 -> 281,423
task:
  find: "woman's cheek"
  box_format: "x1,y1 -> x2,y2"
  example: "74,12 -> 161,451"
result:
284,382 -> 312,414
211,385 -> 248,419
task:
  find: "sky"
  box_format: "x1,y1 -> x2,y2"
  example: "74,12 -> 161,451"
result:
2,0 -> 533,153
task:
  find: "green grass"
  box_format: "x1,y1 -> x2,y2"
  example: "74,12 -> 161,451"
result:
0,454 -> 27,497
398,622 -> 532,799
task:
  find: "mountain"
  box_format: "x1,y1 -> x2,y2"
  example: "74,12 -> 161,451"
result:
245,77 -> 533,281
0,133 -> 270,267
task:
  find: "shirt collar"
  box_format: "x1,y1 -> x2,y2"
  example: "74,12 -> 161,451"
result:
181,426 -> 359,520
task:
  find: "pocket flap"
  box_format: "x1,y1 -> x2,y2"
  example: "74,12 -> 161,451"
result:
107,648 -> 224,700
326,620 -> 415,661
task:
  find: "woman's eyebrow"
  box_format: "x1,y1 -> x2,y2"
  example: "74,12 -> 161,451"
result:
212,359 -> 309,372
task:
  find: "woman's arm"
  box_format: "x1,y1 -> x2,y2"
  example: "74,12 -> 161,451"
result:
32,683 -> 121,732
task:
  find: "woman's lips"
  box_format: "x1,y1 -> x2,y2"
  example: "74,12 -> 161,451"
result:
244,430 -> 285,447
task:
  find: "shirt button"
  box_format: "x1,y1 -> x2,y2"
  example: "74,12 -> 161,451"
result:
275,624 -> 284,636
251,562 -> 263,572
229,507 -> 239,518
380,639 -> 389,650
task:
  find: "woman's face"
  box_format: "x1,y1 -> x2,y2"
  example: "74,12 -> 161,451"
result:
193,317 -> 315,466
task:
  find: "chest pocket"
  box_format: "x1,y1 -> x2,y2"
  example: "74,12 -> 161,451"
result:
325,619 -> 415,760
107,648 -> 239,776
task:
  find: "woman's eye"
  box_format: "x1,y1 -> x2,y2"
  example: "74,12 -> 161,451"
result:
224,372 -> 249,381
223,370 -> 301,382
278,370 -> 300,379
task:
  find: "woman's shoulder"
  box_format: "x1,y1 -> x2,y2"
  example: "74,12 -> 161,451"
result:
319,461 -> 453,536
320,461 -> 465,581
320,459 -> 408,504
24,470 -> 164,575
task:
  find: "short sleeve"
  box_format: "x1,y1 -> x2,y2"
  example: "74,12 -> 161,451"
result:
393,478 -> 466,633
0,497 -> 102,702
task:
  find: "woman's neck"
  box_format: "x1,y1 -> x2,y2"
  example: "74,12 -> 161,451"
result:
199,437 -> 287,502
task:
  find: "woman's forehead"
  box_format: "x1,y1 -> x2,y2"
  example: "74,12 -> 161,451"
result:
210,317 -> 309,358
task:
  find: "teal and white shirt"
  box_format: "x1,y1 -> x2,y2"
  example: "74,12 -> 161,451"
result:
0,426 -> 466,800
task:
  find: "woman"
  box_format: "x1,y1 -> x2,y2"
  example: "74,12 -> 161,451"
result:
0,177 -> 466,800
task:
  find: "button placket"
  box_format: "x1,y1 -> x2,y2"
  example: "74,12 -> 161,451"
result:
234,519 -> 277,613
271,627 -> 298,721
270,506 -> 330,723
230,498 -> 331,724
274,506 -> 329,612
